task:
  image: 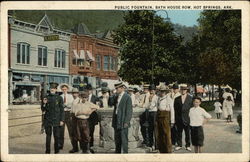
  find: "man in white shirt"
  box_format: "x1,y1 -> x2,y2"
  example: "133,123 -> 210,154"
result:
147,84 -> 158,148
59,84 -> 74,151
155,84 -> 174,153
128,87 -> 136,108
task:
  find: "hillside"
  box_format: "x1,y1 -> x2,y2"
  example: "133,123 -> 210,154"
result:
9,10 -> 197,42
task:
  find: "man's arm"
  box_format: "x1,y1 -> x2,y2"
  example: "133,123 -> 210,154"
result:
124,96 -> 133,128
59,96 -> 65,123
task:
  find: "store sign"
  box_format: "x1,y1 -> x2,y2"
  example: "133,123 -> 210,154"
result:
44,35 -> 59,41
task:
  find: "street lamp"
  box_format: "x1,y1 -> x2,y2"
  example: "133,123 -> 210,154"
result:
151,10 -> 170,83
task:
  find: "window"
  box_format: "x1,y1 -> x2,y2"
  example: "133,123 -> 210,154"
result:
55,49 -> 66,68
96,55 -> 101,70
110,56 -> 115,71
38,46 -> 47,66
17,42 -> 30,64
104,56 -> 109,71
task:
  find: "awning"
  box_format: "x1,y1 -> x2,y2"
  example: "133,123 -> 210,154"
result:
86,50 -> 95,61
73,50 -> 80,59
13,75 -> 22,80
31,76 -> 41,82
79,50 -> 85,60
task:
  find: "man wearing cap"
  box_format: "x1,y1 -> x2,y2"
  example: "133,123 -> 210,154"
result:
147,84 -> 158,148
41,82 -> 64,154
174,84 -> 193,151
72,92 -> 100,153
58,83 -> 74,151
167,83 -> 181,147
70,88 -> 81,153
86,84 -> 99,151
139,84 -> 150,146
112,82 -> 133,153
155,84 -> 174,153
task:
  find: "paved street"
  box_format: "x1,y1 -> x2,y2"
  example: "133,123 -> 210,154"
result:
8,104 -> 241,154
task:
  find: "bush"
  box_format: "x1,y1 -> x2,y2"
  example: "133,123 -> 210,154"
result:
201,101 -> 215,112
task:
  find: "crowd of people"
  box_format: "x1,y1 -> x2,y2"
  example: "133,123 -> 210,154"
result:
41,81 -> 238,154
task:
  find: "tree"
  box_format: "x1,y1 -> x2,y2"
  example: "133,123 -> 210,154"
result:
197,10 -> 241,90
112,11 -> 183,85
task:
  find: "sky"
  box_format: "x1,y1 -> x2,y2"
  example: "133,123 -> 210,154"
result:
157,10 -> 202,27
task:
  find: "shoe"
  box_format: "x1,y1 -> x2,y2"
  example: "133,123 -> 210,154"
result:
45,150 -> 50,154
58,146 -> 63,150
90,148 -> 95,153
175,146 -> 182,151
69,149 -> 78,153
186,147 -> 192,151
55,150 -> 59,154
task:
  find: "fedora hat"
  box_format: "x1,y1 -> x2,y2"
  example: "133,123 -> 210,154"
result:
159,85 -> 169,91
149,84 -> 156,90
49,82 -> 58,89
71,88 -> 79,93
101,87 -> 110,92
180,84 -> 188,90
172,83 -> 179,89
128,87 -> 135,91
60,83 -> 69,89
114,82 -> 125,89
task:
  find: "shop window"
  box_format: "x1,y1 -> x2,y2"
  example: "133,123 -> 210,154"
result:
55,49 -> 66,68
17,42 -> 30,64
38,46 -> 47,66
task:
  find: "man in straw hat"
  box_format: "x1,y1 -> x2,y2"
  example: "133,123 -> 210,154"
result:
174,84 -> 193,151
41,82 -> 64,154
127,86 -> 136,108
155,84 -> 175,153
59,83 -> 74,151
112,82 -> 133,153
72,91 -> 100,153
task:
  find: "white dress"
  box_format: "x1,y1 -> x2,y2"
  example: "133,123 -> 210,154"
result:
222,100 -> 234,118
214,102 -> 222,113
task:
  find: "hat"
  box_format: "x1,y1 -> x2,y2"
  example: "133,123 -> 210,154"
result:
60,83 -> 69,89
143,84 -> 150,89
149,84 -> 156,90
156,82 -> 165,90
86,84 -> 93,90
159,85 -> 169,91
173,83 -> 179,89
134,87 -> 139,93
101,82 -> 108,87
49,82 -> 58,89
71,88 -> 79,93
114,82 -> 125,89
168,84 -> 173,89
101,87 -> 110,92
128,87 -> 135,91
180,84 -> 188,90
79,92 -> 89,98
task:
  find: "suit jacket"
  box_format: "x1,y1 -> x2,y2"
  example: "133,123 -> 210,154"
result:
112,92 -> 133,130
88,94 -> 99,125
174,94 -> 193,125
41,93 -> 64,127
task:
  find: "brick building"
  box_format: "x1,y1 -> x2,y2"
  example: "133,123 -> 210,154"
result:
69,23 -> 119,90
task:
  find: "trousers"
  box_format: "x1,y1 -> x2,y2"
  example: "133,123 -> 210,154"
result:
176,121 -> 191,147
45,125 -> 60,153
114,128 -> 129,153
59,111 -> 74,149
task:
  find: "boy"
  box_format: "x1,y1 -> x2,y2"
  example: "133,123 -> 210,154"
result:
189,96 -> 212,153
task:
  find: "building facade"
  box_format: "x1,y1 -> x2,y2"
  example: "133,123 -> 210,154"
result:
69,23 -> 120,91
8,15 -> 72,104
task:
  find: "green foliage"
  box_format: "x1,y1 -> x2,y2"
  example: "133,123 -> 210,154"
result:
9,10 -> 125,33
197,10 -> 241,90
113,11 -> 183,85
201,101 -> 214,112
173,24 -> 198,44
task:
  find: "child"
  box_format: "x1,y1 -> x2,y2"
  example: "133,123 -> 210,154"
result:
223,96 -> 234,122
189,97 -> 212,153
214,100 -> 222,119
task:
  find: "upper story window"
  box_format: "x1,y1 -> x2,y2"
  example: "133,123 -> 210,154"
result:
55,49 -> 66,68
96,55 -> 101,70
38,46 -> 47,66
103,55 -> 109,71
17,42 -> 30,64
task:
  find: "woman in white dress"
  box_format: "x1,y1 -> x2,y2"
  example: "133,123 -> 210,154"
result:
214,100 -> 222,119
223,96 -> 234,122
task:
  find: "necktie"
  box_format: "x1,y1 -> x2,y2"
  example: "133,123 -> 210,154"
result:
64,95 -> 66,103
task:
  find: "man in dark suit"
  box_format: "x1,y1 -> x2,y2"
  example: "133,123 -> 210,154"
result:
41,82 -> 64,154
174,84 -> 193,151
112,82 -> 133,153
86,84 -> 99,152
